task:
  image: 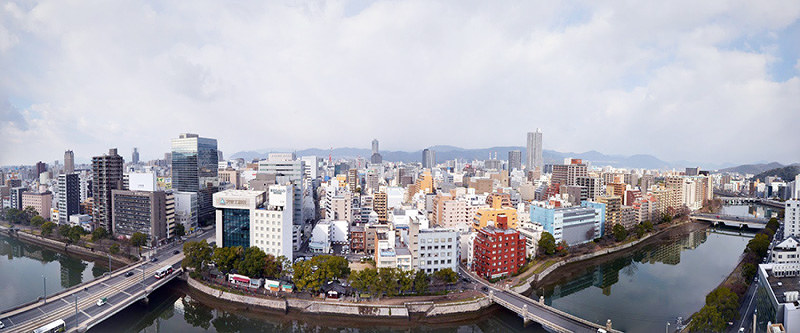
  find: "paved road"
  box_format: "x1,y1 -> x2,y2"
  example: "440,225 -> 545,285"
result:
0,230 -> 212,333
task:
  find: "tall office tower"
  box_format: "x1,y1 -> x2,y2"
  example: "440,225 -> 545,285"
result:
92,148 -> 124,231
57,173 -> 80,224
422,149 -> 436,169
132,148 -> 140,164
171,133 -> 219,225
35,161 -> 47,177
370,139 -> 383,164
508,150 -> 522,171
526,129 -> 543,172
64,150 -> 75,174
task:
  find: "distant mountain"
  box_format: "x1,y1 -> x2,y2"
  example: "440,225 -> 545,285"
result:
231,146 -> 687,169
752,164 -> 800,182
718,162 -> 785,175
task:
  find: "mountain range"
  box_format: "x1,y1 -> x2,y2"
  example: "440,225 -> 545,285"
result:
230,146 -> 744,170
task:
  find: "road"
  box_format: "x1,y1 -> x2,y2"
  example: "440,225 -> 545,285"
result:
0,229 -> 213,333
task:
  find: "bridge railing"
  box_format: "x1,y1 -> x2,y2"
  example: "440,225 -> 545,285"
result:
503,290 -> 622,333
492,296 -> 571,333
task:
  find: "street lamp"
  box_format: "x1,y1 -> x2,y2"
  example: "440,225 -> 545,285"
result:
74,294 -> 78,330
666,322 -> 670,333
42,275 -> 46,304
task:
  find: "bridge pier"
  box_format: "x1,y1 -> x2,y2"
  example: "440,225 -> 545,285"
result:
522,304 -> 530,327
539,295 -> 544,305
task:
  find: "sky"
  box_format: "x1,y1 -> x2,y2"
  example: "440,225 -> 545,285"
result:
1,0 -> 799,166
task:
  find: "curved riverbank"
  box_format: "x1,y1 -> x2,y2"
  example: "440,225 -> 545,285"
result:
518,221 -> 708,294
184,276 -> 498,326
0,225 -> 131,268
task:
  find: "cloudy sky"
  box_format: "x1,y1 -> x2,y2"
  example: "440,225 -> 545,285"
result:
1,0 -> 798,166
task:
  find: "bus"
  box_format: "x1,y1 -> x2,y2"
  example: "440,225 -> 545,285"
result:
154,266 -> 174,279
33,319 -> 66,333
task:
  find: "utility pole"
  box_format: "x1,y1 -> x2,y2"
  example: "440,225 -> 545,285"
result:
74,294 -> 78,330
753,309 -> 757,333
108,253 -> 112,272
42,275 -> 46,304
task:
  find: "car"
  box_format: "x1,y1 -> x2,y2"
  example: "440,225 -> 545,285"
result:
739,328 -> 745,332
481,286 -> 488,292
173,250 -> 180,255
0,321 -> 4,329
96,297 -> 107,307
150,257 -> 158,262
125,271 -> 134,277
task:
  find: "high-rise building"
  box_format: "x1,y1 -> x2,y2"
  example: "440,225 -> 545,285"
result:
508,150 -> 522,171
373,192 -> 388,222
526,129 -> 543,172
92,148 -> 124,231
57,173 -> 80,224
685,167 -> 699,176
370,139 -> 383,164
171,133 -> 219,224
10,187 -> 27,210
132,147 -> 140,164
111,189 -> 169,241
35,161 -> 47,178
473,225 -> 525,279
22,191 -> 53,219
64,150 -> 75,174
785,200 -> 799,237
422,149 -> 436,169
531,205 -> 603,245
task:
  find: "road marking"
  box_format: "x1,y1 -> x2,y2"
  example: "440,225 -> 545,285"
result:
738,283 -> 758,331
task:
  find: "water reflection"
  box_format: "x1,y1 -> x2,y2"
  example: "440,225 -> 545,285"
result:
542,231 -> 709,301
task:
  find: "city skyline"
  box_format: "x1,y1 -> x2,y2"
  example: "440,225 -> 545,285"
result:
1,1 -> 799,165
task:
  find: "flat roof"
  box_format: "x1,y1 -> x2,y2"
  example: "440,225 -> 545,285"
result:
765,267 -> 800,305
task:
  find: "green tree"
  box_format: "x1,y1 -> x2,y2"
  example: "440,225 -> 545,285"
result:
309,255 -> 351,280
612,224 -> 628,242
746,233 -> 770,258
633,224 -> 646,238
58,224 -> 71,238
130,232 -> 148,247
766,218 -> 779,233
67,226 -> 85,244
706,287 -> 739,320
643,220 -> 654,232
292,260 -> 319,292
349,268 -> 378,296
661,213 -> 673,224
212,246 -> 243,274
688,305 -> 726,332
30,215 -> 45,228
41,221 -> 56,236
377,268 -> 399,297
21,206 -> 37,225
109,243 -> 120,255
175,224 -> 186,238
538,231 -> 556,256
263,254 -> 282,279
3,208 -> 20,223
182,240 -> 213,272
413,270 -> 429,294
741,263 -> 757,282
91,227 -> 108,242
433,268 -> 459,284
398,270 -> 414,294
236,246 -> 267,278
556,240 -> 569,257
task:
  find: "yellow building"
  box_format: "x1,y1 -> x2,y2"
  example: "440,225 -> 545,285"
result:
473,199 -> 518,230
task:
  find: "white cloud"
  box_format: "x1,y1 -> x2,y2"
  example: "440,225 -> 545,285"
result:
0,0 -> 798,165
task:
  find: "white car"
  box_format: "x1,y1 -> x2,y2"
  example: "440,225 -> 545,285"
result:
96,298 -> 107,306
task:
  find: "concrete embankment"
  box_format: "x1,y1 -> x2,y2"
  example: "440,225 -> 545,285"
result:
186,277 -> 493,323
1,225 -> 130,267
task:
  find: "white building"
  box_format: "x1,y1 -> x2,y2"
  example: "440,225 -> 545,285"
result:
173,191 -> 198,232
416,228 -> 459,274
310,220 -> 332,253
213,187 -> 294,261
69,214 -> 92,232
773,237 -> 800,265
331,220 -> 349,245
125,172 -> 156,192
787,200 -> 800,237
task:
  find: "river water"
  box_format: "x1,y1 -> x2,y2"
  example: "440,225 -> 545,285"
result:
1,205 -> 763,332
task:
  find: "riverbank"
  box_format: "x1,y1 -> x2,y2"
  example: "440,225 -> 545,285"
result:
513,219 -> 705,294
0,224 -> 131,268
184,276 -> 497,326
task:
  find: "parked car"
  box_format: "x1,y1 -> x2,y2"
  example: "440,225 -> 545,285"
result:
150,257 -> 158,262
173,250 -> 180,255
124,271 -> 134,277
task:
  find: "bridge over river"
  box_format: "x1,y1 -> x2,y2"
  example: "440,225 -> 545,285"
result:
690,212 -> 769,229
0,231 -> 213,333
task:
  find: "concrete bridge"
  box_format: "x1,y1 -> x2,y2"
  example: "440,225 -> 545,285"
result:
0,230 -> 213,333
716,196 -> 786,209
460,267 -> 621,333
690,213 -> 769,229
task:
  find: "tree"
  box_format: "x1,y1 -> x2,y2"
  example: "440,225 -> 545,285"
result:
175,224 -> 186,238
92,227 -> 108,242
433,268 -> 458,284
538,231 -> 556,256
309,255 -> 351,280
4,208 -> 22,224
236,246 -> 267,278
688,304 -> 726,332
612,224 -> 628,242
30,215 -> 45,228
377,268 -> 399,297
41,221 -> 56,236
349,268 -> 378,296
58,224 -> 71,238
212,246 -> 242,274
643,221 -> 654,232
263,254 -> 282,279
633,224 -> 646,238
746,233 -> 770,258
413,270 -> 429,294
130,232 -> 148,247
398,270 -> 414,294
109,243 -> 120,255
182,240 -> 213,272
661,213 -> 673,224
67,226 -> 85,244
21,206 -> 37,225
766,218 -> 779,233
706,287 -> 739,320
556,240 -> 569,256
292,260 -> 319,292
741,263 -> 757,282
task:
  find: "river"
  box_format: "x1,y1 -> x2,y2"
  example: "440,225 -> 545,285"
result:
1,205 -> 764,332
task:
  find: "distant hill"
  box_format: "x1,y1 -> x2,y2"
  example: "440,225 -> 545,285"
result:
718,162 -> 785,175
752,164 -> 800,182
231,146 -> 684,169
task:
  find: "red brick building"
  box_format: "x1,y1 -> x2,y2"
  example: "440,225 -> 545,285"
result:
473,226 -> 526,279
